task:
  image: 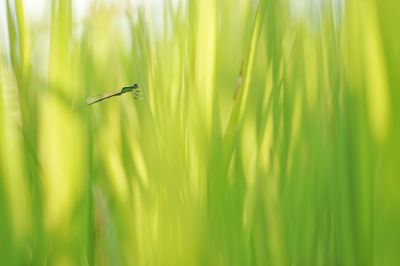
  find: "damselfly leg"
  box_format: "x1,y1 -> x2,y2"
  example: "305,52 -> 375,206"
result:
133,86 -> 144,100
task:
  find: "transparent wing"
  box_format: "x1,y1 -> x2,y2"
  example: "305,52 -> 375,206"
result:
86,91 -> 120,105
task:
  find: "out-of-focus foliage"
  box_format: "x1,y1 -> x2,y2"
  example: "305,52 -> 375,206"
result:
0,0 -> 399,265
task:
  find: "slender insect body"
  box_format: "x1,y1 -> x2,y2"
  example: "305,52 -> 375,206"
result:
86,83 -> 143,106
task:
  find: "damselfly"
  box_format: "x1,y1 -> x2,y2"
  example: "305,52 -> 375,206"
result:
86,83 -> 143,106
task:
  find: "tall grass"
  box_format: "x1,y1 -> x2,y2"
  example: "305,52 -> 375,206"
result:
1,0 -> 400,265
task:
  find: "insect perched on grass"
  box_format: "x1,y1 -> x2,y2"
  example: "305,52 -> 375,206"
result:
86,83 -> 143,106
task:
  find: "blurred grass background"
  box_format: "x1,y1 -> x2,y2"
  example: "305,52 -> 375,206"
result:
1,0 -> 400,265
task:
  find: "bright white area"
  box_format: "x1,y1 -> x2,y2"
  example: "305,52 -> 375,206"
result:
290,0 -> 345,27
1,0 -> 343,57
23,0 -> 180,22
